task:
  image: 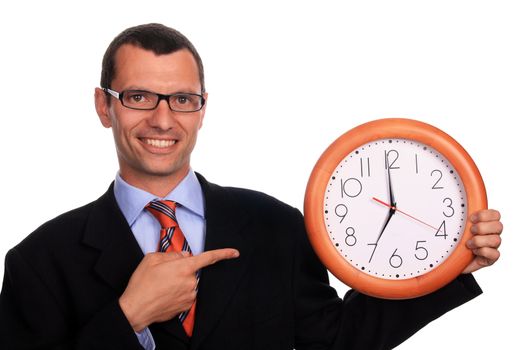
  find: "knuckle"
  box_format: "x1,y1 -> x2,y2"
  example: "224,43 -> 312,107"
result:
473,247 -> 485,256
475,246 -> 499,262
471,235 -> 483,246
189,290 -> 197,300
482,209 -> 501,221
145,252 -> 161,264
493,250 -> 501,261
478,247 -> 491,256
168,251 -> 183,258
492,235 -> 502,248
184,276 -> 197,291
188,279 -> 198,291
180,265 -> 193,276
182,293 -> 196,308
479,257 -> 492,266
485,247 -> 500,260
491,209 -> 502,221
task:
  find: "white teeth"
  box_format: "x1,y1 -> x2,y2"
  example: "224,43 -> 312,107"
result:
144,139 -> 176,148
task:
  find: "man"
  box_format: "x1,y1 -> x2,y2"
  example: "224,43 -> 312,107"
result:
0,23 -> 503,350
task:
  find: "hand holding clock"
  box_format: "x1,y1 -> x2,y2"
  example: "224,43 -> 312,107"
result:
463,209 -> 502,274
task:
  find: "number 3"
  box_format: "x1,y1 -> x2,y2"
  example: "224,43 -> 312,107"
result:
443,197 -> 455,217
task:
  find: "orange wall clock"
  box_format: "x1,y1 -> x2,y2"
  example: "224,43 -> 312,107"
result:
304,118 -> 487,299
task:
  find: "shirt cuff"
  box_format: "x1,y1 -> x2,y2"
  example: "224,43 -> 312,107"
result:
135,327 -> 156,350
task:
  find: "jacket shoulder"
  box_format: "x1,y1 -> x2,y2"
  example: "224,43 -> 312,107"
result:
11,187 -> 111,255
14,202 -> 93,252
206,179 -> 301,220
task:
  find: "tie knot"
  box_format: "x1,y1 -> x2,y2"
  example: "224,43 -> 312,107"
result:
146,200 -> 178,229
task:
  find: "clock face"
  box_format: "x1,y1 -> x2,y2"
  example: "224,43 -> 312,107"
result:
323,138 -> 467,280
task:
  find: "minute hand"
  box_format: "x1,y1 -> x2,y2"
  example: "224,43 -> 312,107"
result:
371,197 -> 442,232
387,165 -> 396,208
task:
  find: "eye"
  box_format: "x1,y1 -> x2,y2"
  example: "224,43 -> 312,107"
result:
127,92 -> 148,104
176,95 -> 189,104
123,90 -> 153,105
169,93 -> 202,111
131,94 -> 145,102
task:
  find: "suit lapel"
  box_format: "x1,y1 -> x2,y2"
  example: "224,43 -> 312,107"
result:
191,174 -> 253,350
82,183 -> 190,345
82,183 -> 144,292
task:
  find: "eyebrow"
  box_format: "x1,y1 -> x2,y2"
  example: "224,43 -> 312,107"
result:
123,86 -> 202,95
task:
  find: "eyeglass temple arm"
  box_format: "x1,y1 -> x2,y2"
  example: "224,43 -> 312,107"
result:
102,87 -> 120,99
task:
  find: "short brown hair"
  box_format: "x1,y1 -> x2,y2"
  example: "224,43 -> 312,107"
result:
100,23 -> 205,93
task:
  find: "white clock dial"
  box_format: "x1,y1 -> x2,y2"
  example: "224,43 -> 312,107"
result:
324,138 -> 467,280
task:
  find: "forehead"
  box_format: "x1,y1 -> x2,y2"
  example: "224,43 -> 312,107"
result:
112,44 -> 201,92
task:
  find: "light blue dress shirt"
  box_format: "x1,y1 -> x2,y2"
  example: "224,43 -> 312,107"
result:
113,170 -> 206,350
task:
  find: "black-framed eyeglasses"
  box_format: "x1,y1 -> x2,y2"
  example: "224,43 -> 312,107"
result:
103,88 -> 206,112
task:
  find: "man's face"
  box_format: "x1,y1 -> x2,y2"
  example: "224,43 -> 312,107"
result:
95,44 -> 206,189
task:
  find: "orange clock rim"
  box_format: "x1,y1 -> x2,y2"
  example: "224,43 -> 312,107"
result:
304,118 -> 487,299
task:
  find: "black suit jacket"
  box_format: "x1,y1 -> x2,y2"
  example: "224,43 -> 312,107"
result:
0,174 -> 482,349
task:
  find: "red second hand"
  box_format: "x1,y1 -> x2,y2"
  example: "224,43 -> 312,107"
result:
372,197 -> 441,232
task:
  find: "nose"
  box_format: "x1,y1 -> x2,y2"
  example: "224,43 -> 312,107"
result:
148,99 -> 174,130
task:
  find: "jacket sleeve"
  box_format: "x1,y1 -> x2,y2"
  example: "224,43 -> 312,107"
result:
0,248 -> 144,350
291,208 -> 483,350
332,274 -> 481,349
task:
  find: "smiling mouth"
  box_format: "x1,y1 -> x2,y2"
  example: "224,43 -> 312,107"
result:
142,138 -> 177,148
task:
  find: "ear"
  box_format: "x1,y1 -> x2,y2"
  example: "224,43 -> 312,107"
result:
198,92 -> 208,130
94,88 -> 112,128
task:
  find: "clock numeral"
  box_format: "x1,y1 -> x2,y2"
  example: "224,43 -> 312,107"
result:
384,150 -> 400,170
414,240 -> 429,260
345,227 -> 357,246
431,169 -> 444,189
360,158 -> 371,177
340,178 -> 363,198
435,220 -> 448,239
415,154 -> 419,174
367,242 -> 378,263
443,197 -> 455,217
389,249 -> 403,268
334,204 -> 348,223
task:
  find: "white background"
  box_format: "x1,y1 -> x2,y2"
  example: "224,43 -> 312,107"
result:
0,1 -> 522,348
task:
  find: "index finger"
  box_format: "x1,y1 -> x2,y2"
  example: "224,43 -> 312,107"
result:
189,248 -> 240,270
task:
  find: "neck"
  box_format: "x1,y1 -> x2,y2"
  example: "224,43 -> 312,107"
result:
119,168 -> 190,197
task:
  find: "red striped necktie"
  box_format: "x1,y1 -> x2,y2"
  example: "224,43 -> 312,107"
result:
146,200 -> 197,337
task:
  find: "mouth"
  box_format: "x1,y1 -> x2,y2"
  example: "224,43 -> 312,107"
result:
140,138 -> 177,149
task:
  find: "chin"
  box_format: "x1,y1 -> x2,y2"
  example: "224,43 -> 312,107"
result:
143,162 -> 188,178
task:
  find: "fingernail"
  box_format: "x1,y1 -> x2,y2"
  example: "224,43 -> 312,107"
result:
470,214 -> 478,223
466,240 -> 474,248
471,225 -> 478,233
232,250 -> 240,258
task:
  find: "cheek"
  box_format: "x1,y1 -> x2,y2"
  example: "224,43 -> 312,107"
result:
110,114 -> 141,148
184,118 -> 203,140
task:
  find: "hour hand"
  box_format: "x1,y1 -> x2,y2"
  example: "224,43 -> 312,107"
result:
375,203 -> 394,245
369,201 -> 395,263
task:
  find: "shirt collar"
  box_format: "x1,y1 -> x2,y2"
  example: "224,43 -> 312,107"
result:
114,170 -> 205,227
